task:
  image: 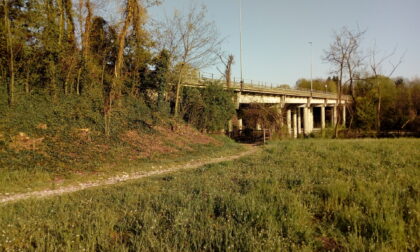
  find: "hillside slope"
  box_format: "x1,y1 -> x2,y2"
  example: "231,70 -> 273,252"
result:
0,95 -> 241,194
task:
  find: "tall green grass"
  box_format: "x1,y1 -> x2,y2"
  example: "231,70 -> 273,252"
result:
0,139 -> 419,251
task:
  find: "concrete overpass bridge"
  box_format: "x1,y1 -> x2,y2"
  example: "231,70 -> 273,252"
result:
183,72 -> 351,138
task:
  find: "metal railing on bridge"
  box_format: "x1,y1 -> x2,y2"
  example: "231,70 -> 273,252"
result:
182,71 -> 346,99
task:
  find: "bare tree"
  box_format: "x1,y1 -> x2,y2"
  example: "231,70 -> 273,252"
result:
218,54 -> 235,88
324,26 -> 365,138
156,4 -> 223,116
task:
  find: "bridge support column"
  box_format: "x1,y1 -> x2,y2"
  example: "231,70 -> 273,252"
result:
238,118 -> 243,131
228,119 -> 233,133
297,108 -> 301,135
333,106 -> 337,126
276,103 -> 284,128
287,109 -> 292,136
321,105 -> 326,130
293,109 -> 298,138
303,106 -> 314,135
342,105 -> 346,127
303,107 -> 308,135
309,107 -> 314,132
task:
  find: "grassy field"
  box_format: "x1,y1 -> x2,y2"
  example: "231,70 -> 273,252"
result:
0,139 -> 419,251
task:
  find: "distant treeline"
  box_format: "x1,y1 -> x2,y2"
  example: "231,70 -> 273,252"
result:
298,26 -> 420,134
297,77 -> 420,133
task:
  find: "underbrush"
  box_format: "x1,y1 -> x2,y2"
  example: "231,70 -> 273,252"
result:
0,139 -> 418,250
0,90 -> 239,193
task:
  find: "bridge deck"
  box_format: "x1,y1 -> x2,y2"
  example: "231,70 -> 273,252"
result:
182,73 -> 351,101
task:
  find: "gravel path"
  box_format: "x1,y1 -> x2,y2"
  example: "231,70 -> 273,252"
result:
0,145 -> 259,205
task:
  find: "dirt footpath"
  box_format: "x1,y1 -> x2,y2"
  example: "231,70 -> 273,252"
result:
0,145 -> 259,205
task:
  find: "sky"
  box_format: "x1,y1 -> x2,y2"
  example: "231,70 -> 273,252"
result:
146,0 -> 419,86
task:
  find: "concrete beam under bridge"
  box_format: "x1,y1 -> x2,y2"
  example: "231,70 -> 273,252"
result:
237,93 -> 348,106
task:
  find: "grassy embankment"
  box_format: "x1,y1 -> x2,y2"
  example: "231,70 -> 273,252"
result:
0,131 -> 242,195
0,90 -> 245,194
1,139 -> 419,251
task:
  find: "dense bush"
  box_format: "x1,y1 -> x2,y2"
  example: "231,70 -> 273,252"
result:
240,104 -> 281,131
0,86 -> 154,137
181,82 -> 236,132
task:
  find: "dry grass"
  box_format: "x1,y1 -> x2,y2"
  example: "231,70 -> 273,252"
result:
8,132 -> 44,151
121,124 -> 218,159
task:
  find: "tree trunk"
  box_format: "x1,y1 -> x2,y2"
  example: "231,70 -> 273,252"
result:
76,68 -> 81,95
113,8 -> 132,97
334,65 -> 344,138
376,84 -> 382,134
49,61 -> 58,102
101,62 -> 105,87
64,0 -> 76,46
4,0 -> 15,106
174,63 -> 185,116
82,0 -> 92,59
225,55 -> 234,88
25,69 -> 30,94
64,57 -> 76,95
58,0 -> 65,47
348,71 -> 357,129
105,0 -> 133,136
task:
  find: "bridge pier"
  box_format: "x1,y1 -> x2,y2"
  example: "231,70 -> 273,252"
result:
321,105 -> 326,130
297,108 -> 302,136
332,106 -> 337,126
238,118 -> 243,131
293,109 -> 298,138
287,109 -> 292,136
303,106 -> 314,135
275,103 -> 284,128
342,105 -> 346,127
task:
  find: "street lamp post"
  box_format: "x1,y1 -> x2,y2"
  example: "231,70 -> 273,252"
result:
239,0 -> 244,91
309,42 -> 313,96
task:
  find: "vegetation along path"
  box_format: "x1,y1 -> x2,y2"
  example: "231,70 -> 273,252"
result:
0,144 -> 259,205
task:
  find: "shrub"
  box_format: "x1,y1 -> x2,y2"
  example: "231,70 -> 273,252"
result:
181,81 -> 236,132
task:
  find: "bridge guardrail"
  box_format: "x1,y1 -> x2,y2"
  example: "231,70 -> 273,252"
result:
182,71 -> 352,101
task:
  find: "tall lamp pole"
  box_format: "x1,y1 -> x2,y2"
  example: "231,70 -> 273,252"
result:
239,0 -> 244,90
309,42 -> 313,96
